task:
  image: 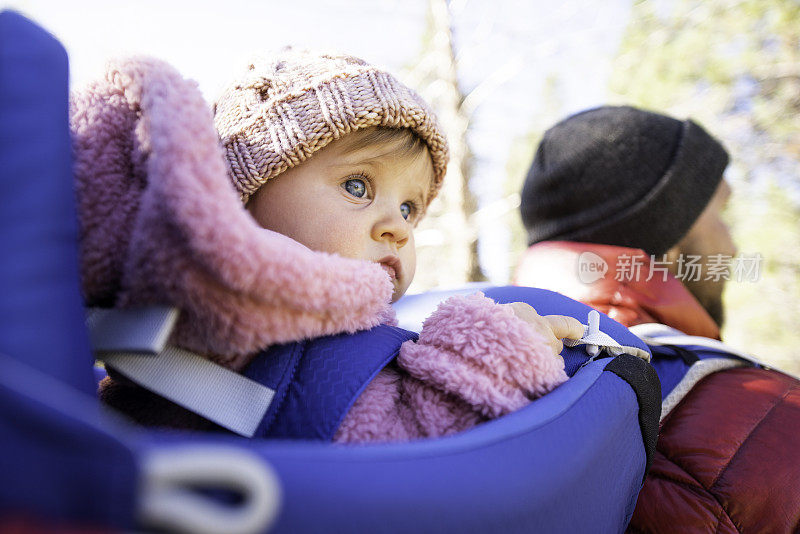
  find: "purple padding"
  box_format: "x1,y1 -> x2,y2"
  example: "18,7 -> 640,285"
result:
0,12 -> 137,530
0,353 -> 138,528
0,11 -> 94,395
245,325 -> 418,440
147,358 -> 645,533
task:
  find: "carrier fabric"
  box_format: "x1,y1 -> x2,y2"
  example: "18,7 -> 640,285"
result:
1,11 -> 664,533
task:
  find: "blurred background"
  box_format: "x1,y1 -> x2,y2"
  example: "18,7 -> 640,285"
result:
8,0 -> 800,372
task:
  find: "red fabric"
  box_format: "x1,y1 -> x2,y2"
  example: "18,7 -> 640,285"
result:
516,241 -> 800,533
514,241 -> 719,337
630,368 -> 800,533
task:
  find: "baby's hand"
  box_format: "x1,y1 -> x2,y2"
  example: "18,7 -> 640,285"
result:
506,302 -> 585,356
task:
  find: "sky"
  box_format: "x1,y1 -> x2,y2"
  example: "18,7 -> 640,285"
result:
448,1 -> 632,281
6,0 -> 429,99
6,0 -> 632,284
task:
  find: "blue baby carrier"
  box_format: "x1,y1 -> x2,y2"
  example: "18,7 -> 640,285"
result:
1,11 -> 661,533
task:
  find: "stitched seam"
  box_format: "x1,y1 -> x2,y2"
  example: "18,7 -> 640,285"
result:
653,470 -> 712,497
709,384 -> 795,533
660,373 -> 792,517
656,446 -> 734,529
713,504 -> 739,534
647,376 -> 796,534
327,338 -> 407,439
656,374 -> 794,490
257,342 -> 305,435
641,462 -> 733,534
709,384 -> 792,489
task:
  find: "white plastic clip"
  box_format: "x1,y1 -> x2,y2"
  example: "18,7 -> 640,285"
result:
584,310 -> 601,357
563,309 -> 651,362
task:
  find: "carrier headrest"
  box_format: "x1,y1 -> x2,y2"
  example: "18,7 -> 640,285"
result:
0,10 -> 94,394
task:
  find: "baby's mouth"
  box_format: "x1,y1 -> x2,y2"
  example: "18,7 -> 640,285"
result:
377,256 -> 402,282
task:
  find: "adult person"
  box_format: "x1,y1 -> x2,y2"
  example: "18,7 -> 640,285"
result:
515,105 -> 800,533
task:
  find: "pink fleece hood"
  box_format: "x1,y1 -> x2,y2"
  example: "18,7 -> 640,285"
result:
70,57 -> 394,370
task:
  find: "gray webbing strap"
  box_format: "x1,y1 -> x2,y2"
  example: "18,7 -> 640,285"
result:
628,323 -> 796,421
563,310 -> 651,362
88,307 -> 275,437
630,324 -> 760,362
88,306 -> 179,355
629,323 -> 792,373
102,348 -> 274,437
658,357 -> 747,422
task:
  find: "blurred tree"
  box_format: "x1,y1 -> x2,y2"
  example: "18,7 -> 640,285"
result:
725,182 -> 800,373
504,74 -> 568,277
404,0 -> 485,292
609,0 -> 800,372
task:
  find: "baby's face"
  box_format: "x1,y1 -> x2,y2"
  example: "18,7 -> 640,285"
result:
247,130 -> 434,302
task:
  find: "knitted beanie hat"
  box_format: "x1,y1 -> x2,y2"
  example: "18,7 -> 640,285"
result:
214,48 -> 449,206
520,105 -> 729,255
72,57 -> 397,371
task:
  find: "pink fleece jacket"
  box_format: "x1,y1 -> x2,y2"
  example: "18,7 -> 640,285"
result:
337,293 -> 566,442
71,57 -> 567,442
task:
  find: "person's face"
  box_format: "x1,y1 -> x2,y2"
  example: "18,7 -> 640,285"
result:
669,180 -> 736,325
247,130 -> 434,302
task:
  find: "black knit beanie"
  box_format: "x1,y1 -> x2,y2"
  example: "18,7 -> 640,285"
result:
520,105 -> 729,255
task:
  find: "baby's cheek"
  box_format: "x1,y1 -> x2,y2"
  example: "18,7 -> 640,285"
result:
405,246 -> 417,284
314,219 -> 365,259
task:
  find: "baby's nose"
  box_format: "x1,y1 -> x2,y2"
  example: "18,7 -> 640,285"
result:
372,211 -> 409,248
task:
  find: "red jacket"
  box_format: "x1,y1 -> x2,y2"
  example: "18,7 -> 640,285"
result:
516,241 -> 800,533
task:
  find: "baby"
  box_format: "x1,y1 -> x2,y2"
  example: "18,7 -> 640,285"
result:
76,50 -> 582,442
213,49 -> 583,441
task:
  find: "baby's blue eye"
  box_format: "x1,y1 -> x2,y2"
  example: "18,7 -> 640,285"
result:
400,202 -> 412,220
343,178 -> 366,198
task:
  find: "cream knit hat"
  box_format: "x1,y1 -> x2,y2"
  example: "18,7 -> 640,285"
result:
213,48 -> 449,205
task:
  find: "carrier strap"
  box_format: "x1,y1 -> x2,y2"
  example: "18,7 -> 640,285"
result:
88,307 -> 276,437
87,306 -> 179,354
631,325 -> 762,363
658,357 -> 747,422
628,323 -> 794,422
629,323 -> 796,375
244,325 -> 418,440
